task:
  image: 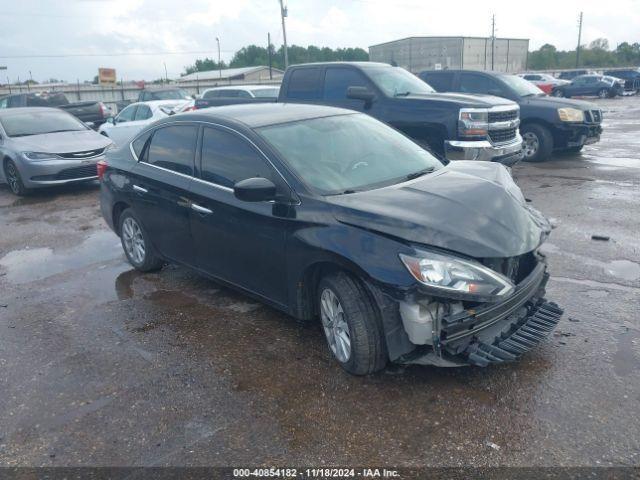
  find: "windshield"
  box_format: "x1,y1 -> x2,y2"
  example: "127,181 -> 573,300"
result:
0,110 -> 87,137
366,67 -> 435,96
152,89 -> 191,100
257,113 -> 443,195
251,87 -> 280,98
499,74 -> 545,97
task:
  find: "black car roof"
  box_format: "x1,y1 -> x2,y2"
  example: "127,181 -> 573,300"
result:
171,103 -> 356,129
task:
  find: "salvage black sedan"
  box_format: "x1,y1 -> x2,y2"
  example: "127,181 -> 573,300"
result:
99,103 -> 562,375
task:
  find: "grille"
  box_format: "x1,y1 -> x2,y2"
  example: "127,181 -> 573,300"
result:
55,164 -> 97,180
488,109 -> 518,123
584,109 -> 602,124
58,148 -> 105,159
489,127 -> 517,144
482,252 -> 537,285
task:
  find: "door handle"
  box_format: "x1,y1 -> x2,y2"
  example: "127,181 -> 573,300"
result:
191,203 -> 213,215
133,185 -> 148,193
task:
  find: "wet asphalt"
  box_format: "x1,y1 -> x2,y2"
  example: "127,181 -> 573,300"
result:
0,96 -> 638,468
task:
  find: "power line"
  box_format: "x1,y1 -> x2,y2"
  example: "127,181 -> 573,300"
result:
0,50 -> 236,59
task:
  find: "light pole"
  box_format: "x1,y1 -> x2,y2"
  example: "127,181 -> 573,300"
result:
279,0 -> 289,69
216,37 -> 222,79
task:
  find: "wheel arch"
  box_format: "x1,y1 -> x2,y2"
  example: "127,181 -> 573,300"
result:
111,201 -> 131,236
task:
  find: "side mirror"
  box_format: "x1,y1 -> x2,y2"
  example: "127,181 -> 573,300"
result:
233,177 -> 277,202
347,86 -> 375,105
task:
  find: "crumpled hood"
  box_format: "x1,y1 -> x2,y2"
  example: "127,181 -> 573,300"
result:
327,161 -> 551,259
9,130 -> 112,154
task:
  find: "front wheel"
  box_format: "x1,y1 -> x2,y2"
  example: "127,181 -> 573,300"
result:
3,159 -> 29,196
598,88 -> 609,99
521,124 -> 553,162
318,272 -> 387,375
119,209 -> 164,272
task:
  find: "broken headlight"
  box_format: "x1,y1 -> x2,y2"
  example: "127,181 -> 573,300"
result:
399,250 -> 515,301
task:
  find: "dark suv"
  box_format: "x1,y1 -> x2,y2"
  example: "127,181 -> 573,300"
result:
420,70 -> 603,161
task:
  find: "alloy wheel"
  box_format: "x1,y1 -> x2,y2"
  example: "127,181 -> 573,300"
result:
122,217 -> 146,265
598,89 -> 608,99
522,132 -> 539,159
320,288 -> 351,363
5,162 -> 20,194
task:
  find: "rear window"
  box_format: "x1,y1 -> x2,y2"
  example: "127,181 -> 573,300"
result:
286,68 -> 322,99
422,72 -> 454,92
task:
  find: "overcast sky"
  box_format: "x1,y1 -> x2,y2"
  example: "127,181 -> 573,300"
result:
2,0 -> 639,83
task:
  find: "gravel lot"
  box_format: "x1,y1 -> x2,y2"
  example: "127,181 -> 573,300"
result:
0,96 -> 638,468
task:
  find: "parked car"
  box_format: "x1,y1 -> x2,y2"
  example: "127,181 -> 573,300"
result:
98,100 -> 190,146
0,92 -> 113,128
557,69 -> 596,81
553,74 -> 625,98
194,85 -> 280,110
99,103 -> 562,374
0,107 -> 113,195
420,70 -> 603,161
278,62 -> 523,166
116,88 -> 195,113
602,69 -> 640,94
518,73 -> 570,95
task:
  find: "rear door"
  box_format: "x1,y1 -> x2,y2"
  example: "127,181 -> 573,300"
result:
188,125 -> 289,305
129,123 -> 198,265
283,66 -> 324,104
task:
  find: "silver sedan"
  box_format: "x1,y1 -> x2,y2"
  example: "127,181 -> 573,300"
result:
0,107 -> 113,195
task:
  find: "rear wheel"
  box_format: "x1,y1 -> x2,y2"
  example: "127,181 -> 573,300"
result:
119,209 -> 164,272
521,124 -> 553,162
3,159 -> 29,196
318,272 -> 387,375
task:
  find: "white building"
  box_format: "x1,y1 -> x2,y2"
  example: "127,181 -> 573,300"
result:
180,66 -> 284,83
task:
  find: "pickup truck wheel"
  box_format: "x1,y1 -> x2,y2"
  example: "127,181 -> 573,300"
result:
119,209 -> 164,272
598,88 -> 609,99
3,159 -> 29,196
318,272 -> 387,375
521,124 -> 553,162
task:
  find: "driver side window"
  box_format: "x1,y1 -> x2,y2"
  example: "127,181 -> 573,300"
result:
323,68 -> 369,100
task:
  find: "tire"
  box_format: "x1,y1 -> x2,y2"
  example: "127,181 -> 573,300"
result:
119,208 -> 164,272
598,88 -> 608,99
552,89 -> 563,97
318,272 -> 387,375
521,124 -> 553,162
3,159 -> 29,196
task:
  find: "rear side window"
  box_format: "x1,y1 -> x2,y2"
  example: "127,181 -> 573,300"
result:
323,68 -> 369,100
145,125 -> 197,176
200,127 -> 273,188
132,131 -> 152,159
423,72 -> 454,92
203,90 -> 220,99
134,105 -> 152,121
459,74 -> 502,94
286,67 -> 322,99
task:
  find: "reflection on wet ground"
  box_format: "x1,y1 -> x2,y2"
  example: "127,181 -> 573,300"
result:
0,96 -> 639,467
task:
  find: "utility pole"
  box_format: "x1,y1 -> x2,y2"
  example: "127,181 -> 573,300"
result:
267,33 -> 273,79
216,37 -> 222,79
163,62 -> 168,84
279,0 -> 289,69
576,12 -> 583,68
491,14 -> 496,71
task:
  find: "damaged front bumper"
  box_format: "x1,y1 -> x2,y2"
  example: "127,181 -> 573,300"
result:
396,259 -> 563,367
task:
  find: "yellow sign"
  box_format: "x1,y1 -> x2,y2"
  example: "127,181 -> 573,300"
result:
98,68 -> 116,85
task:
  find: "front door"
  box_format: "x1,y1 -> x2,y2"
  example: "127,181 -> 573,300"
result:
188,126 -> 289,306
129,123 -> 198,265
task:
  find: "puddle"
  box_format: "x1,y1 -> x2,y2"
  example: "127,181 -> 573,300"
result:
583,156 -> 640,170
605,260 -> 640,282
0,231 -> 123,283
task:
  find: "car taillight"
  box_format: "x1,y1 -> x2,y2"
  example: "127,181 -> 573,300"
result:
97,159 -> 107,180
183,105 -> 197,112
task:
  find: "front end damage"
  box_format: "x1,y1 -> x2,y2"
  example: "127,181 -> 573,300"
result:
395,251 -> 563,367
